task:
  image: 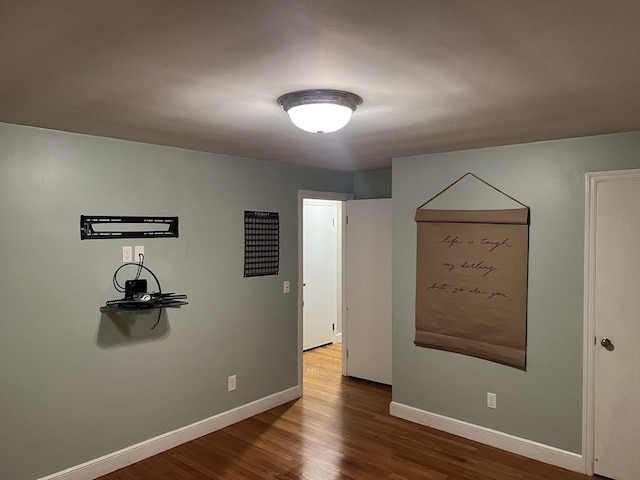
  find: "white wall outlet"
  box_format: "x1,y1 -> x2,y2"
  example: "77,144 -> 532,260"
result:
122,246 -> 133,263
487,392 -> 497,409
228,375 -> 237,392
283,280 -> 290,294
134,245 -> 144,262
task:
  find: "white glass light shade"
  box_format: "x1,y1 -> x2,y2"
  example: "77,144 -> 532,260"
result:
286,103 -> 353,134
278,90 -> 362,134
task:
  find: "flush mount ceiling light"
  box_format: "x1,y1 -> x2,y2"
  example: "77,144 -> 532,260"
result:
277,89 -> 363,134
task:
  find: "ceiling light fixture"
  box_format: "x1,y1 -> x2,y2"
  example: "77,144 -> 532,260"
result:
277,89 -> 363,134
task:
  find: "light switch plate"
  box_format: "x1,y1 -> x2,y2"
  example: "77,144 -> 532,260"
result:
487,392 -> 497,409
283,281 -> 290,294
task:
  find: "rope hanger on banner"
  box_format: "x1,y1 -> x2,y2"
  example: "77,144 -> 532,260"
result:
417,172 -> 529,210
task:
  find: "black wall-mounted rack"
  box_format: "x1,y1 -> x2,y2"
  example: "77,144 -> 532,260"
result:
101,261 -> 187,329
100,294 -> 188,313
80,215 -> 179,240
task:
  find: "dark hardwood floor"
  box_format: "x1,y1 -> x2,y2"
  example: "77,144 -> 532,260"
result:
100,344 -> 589,479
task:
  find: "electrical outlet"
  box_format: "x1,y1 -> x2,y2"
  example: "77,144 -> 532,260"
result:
487,392 -> 497,409
134,245 -> 144,262
283,281 -> 290,294
228,375 -> 237,392
122,246 -> 133,263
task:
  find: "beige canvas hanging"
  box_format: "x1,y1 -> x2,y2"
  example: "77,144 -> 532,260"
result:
414,174 -> 529,369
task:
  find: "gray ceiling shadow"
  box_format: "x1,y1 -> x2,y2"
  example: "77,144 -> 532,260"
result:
97,308 -> 170,348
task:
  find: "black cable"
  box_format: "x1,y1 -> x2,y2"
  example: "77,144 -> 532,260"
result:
134,252 -> 144,282
113,252 -> 145,292
113,271 -> 126,292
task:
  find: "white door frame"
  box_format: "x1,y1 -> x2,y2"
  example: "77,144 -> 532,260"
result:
582,168 -> 640,475
298,190 -> 353,392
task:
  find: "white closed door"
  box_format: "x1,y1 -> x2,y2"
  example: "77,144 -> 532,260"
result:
345,198 -> 392,385
303,199 -> 338,351
592,170 -> 640,480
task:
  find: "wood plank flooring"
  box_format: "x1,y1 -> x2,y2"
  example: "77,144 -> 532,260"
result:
100,344 -> 590,479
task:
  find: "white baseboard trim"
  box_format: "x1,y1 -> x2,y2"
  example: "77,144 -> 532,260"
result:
333,332 -> 342,344
39,385 -> 302,480
389,401 -> 584,474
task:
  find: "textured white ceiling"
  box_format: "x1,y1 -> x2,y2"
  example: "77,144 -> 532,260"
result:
1,0 -> 638,171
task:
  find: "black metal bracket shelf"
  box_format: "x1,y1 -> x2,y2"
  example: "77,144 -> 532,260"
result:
103,268 -> 187,329
99,303 -> 187,313
100,294 -> 188,330
100,293 -> 188,313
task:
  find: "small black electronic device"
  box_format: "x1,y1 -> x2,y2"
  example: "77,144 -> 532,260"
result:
125,279 -> 147,299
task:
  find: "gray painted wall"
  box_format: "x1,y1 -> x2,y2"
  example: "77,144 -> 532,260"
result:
353,168 -> 392,199
392,131 -> 640,454
0,123 -> 354,480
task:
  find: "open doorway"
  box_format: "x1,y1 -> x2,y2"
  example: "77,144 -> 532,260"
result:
297,191 -> 352,391
303,198 -> 341,351
297,192 -> 393,393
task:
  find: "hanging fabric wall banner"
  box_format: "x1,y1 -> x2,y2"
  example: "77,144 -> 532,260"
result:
414,174 -> 530,370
